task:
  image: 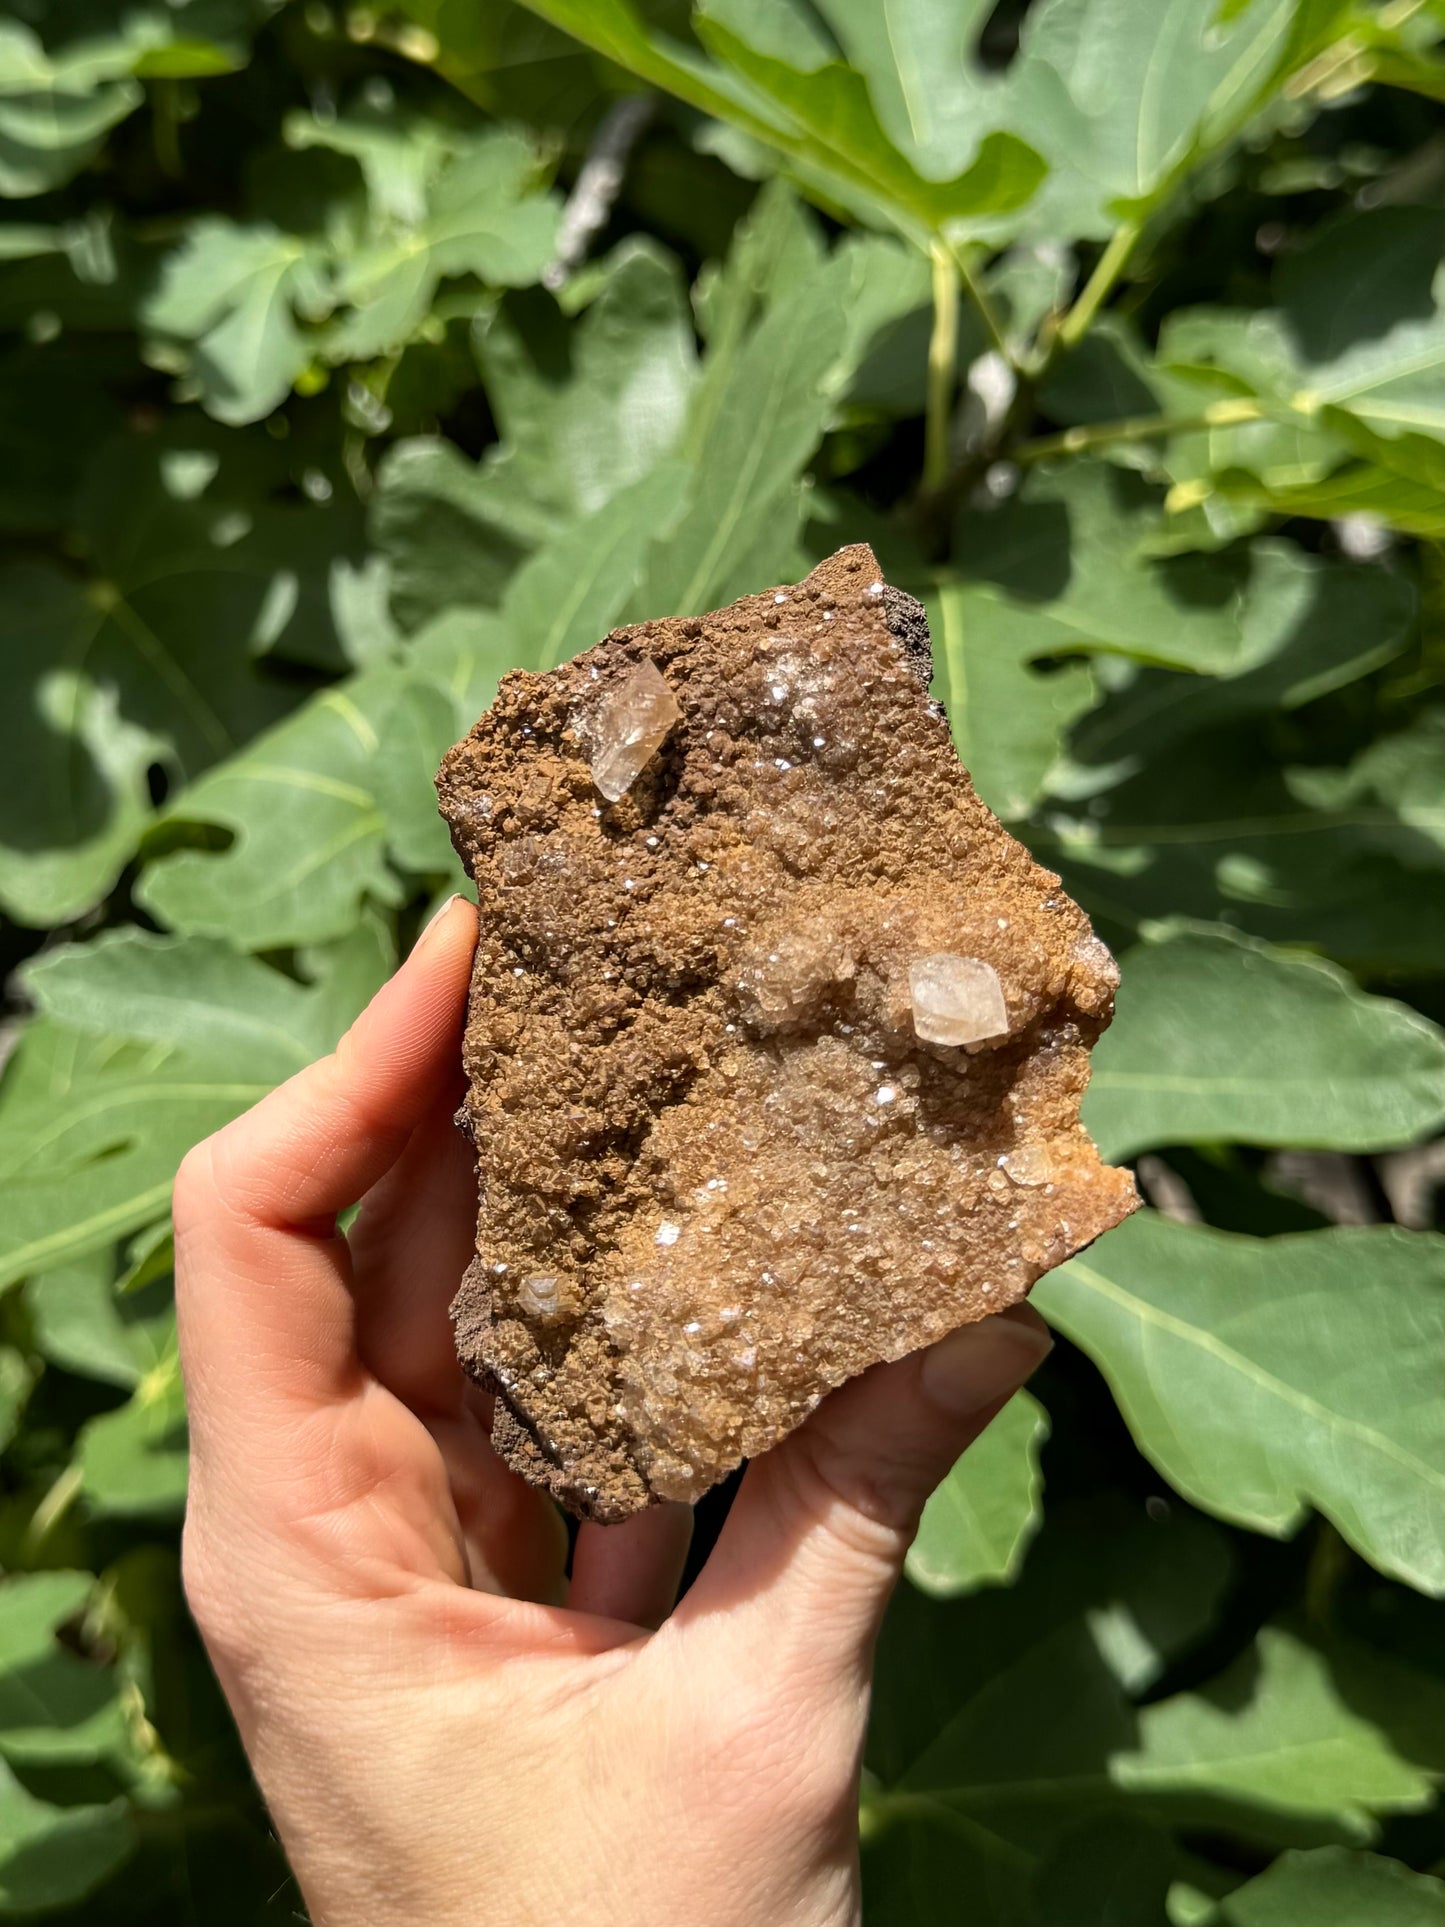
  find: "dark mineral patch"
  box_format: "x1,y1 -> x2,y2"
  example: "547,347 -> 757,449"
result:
436,545 -> 1137,1523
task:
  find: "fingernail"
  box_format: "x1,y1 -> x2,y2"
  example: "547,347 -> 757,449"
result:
415,894 -> 462,950
920,1308 -> 1053,1416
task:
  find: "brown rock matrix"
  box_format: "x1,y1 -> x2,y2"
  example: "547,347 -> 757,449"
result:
436,545 -> 1137,1523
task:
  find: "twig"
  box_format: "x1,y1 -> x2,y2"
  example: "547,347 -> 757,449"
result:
923,241 -> 961,496
544,94 -> 654,290
1016,397 -> 1264,465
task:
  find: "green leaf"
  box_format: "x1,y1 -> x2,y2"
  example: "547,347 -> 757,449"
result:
328,129 -> 561,361
78,1337 -> 188,1518
143,220 -> 328,426
374,438 -> 542,631
934,463 -> 1408,818
509,0 -> 1319,246
27,1253 -> 173,1389
1047,729 -> 1445,974
0,23 -> 140,198
1290,712 -> 1445,861
1118,1627 -> 1440,1835
500,0 -> 1043,244
996,0 -> 1315,241
136,668 -> 408,946
799,0 -> 996,184
369,674 -> 466,878
0,1351 -> 29,1453
870,1621 -> 1433,1918
927,571 -> 1097,821
906,1391 -> 1048,1598
639,245 -> 856,616
0,1573 -> 126,1767
871,1495 -> 1234,1798
1028,1815 -> 1175,1927
476,240 -> 699,524
514,461 -> 693,667
0,1758 -> 134,1914
1212,1848 -> 1445,1925
1085,927 -> 1445,1161
0,427 -> 362,929
403,608 -> 524,728
1035,1213 -> 1445,1593
375,240 -> 697,630
1163,209 -> 1445,524
1070,555 -> 1414,770
0,921 -> 390,1289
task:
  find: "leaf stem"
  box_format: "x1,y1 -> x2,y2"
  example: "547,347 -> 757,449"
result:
22,1462 -> 83,1557
152,81 -> 183,179
1016,397 -> 1264,465
924,241 -> 961,497
1057,221 -> 1141,353
951,240 -> 1012,366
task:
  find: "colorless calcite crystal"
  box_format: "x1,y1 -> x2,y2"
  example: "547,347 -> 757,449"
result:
436,545 -> 1138,1523
909,953 -> 1009,1046
588,659 -> 682,802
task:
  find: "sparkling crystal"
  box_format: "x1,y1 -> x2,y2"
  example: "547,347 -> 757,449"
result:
1000,1143 -> 1054,1187
590,660 -> 682,802
909,953 -> 1009,1046
740,928 -> 854,1025
516,1274 -> 564,1323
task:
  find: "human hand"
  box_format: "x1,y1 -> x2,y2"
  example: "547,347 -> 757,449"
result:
173,896 -> 1053,1927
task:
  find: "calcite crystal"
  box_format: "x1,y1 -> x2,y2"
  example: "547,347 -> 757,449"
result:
589,660 -> 682,803
436,545 -> 1137,1523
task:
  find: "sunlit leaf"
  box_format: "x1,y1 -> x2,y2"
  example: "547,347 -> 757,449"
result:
0,1758 -> 134,1913
1036,1213 -> 1445,1593
1087,927 -> 1445,1161
906,1392 -> 1048,1598
0,1573 -> 125,1767
0,921 -> 390,1288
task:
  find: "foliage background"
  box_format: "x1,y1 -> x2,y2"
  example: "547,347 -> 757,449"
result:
1,0 -> 1444,1919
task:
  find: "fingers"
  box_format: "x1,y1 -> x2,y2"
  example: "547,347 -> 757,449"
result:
175,898 -> 477,1452
348,1083 -> 477,1419
568,1503 -> 694,1630
425,1401 -> 570,1603
677,1307 -> 1052,1678
346,1077 -> 572,1603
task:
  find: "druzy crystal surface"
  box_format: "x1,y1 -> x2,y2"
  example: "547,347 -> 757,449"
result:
436,545 -> 1137,1522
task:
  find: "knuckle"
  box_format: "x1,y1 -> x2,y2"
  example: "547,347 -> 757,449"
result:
171,1138 -> 217,1228
783,1421 -> 920,1565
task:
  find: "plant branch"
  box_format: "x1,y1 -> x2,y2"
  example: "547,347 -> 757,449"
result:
1016,397 -> 1264,465
924,241 -> 961,497
544,93 -> 654,290
1057,221 -> 1141,353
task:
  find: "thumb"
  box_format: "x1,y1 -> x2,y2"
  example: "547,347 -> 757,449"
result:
679,1306 -> 1052,1676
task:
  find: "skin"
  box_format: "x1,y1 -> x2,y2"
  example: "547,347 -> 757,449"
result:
174,896 -> 1053,1927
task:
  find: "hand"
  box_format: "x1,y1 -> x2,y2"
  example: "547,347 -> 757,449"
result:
173,896 -> 1053,1927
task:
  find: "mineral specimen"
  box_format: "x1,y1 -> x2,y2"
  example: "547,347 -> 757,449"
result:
436,544 -> 1137,1523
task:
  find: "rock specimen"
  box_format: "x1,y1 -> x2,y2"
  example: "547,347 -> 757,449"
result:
436,545 -> 1137,1523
